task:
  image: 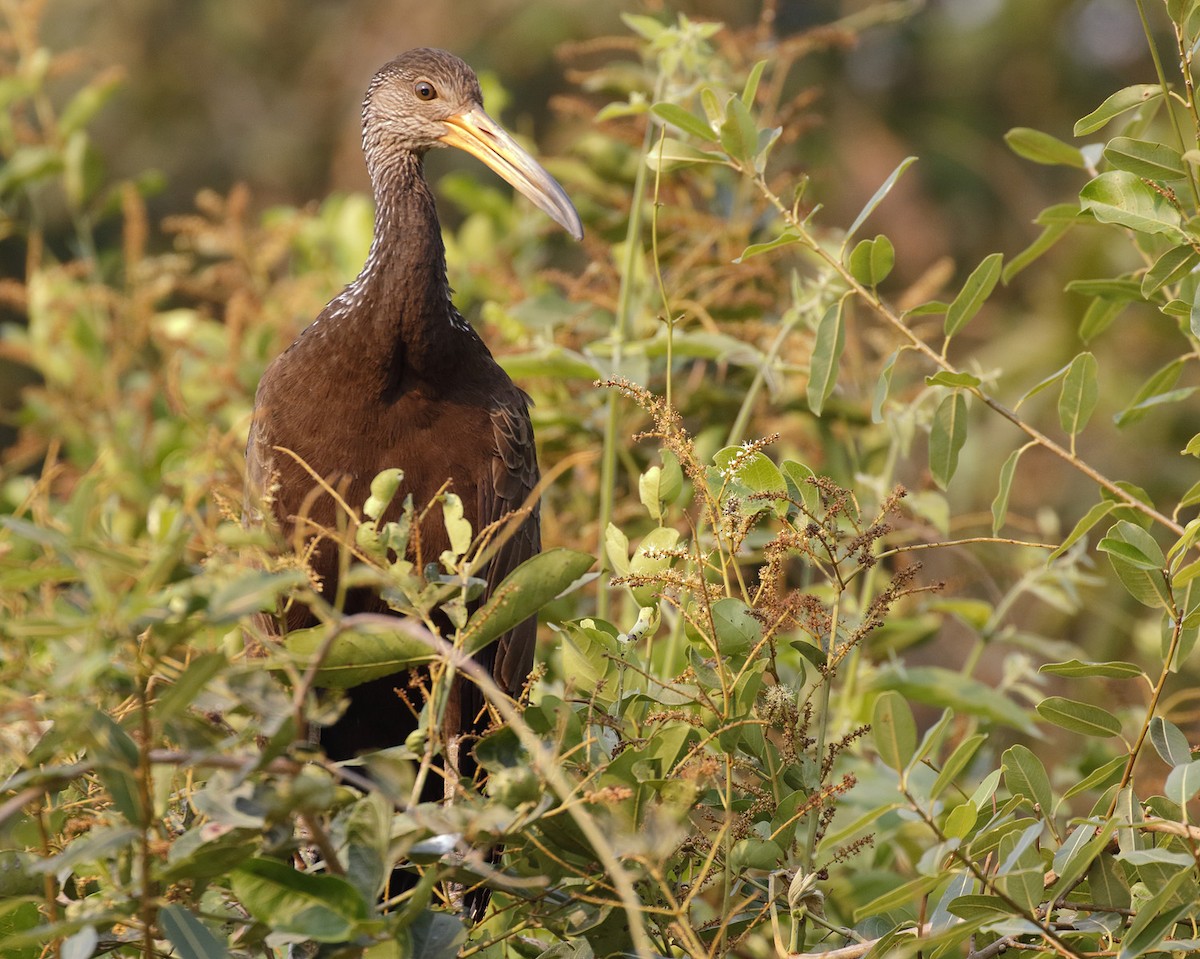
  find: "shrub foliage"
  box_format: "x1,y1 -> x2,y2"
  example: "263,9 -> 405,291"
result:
3,2 -> 1200,958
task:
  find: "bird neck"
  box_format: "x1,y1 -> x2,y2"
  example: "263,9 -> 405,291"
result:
350,150 -> 466,379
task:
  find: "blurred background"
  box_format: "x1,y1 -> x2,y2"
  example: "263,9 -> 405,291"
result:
38,0 -> 1152,255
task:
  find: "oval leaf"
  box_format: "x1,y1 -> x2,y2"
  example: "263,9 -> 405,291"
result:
1074,84 -> 1162,136
929,391 -> 969,490
873,690 -> 917,773
945,253 -> 1004,338
1104,136 -> 1187,181
807,299 -> 845,416
1058,351 -> 1099,437
231,858 -> 370,943
1005,126 -> 1085,167
463,548 -> 596,656
1080,171 -> 1182,237
1036,696 -> 1122,737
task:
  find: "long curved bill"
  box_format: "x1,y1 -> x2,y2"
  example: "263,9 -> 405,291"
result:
440,107 -> 583,241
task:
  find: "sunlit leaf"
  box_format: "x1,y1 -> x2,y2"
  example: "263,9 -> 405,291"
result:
929,391 -> 968,490
872,348 -> 901,423
945,253 -> 1003,338
231,859 -> 370,942
1080,171 -> 1183,237
1005,126 -> 1084,167
651,102 -> 717,142
925,371 -> 981,388
1036,696 -> 1122,737
1104,136 -> 1187,180
1142,244 -> 1198,297
463,548 -> 595,656
845,155 -> 918,243
807,299 -> 845,416
1074,83 -> 1163,136
1150,717 -> 1194,767
847,234 -> 895,287
1040,659 -> 1142,678
1002,744 -> 1053,814
991,446 -> 1024,535
873,690 -> 917,773
1058,351 -> 1098,436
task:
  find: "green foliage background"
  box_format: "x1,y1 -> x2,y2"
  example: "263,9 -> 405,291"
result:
3,1 -> 1200,957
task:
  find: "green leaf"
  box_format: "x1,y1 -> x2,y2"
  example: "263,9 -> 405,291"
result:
1098,521 -> 1170,608
947,895 -> 1011,921
855,874 -> 940,920
158,905 -> 229,959
714,446 -> 787,516
1002,744 -> 1053,814
998,822 -> 1044,912
1165,759 -> 1200,806
729,837 -> 783,872
873,665 -> 1036,734
1058,351 -> 1099,436
441,492 -> 472,558
408,912 -> 468,959
735,229 -> 801,262
847,234 -> 895,287
872,348 -> 900,424
709,597 -> 762,658
1074,84 -> 1163,136
1104,136 -> 1187,180
943,800 -> 978,839
621,12 -> 666,40
930,733 -> 987,801
1114,358 -> 1188,427
644,137 -> 725,171
929,391 -> 968,490
1004,209 -> 1076,282
1119,865 -> 1194,959
153,652 -> 228,722
59,73 -> 123,138
283,619 -> 434,689
206,570 -> 308,623
463,548 -> 595,656
1142,244 -> 1198,297
1048,499 -> 1116,560
925,371 -> 981,388
719,95 -> 759,165
628,525 -> 680,605
845,155 -> 917,243
1150,717 -> 1194,767
651,102 -> 717,142
873,690 -> 917,773
991,446 -> 1024,535
1080,171 -> 1183,237
231,858 -> 370,942
1036,696 -> 1122,737
1039,659 -> 1142,679
945,252 -> 1004,338
807,299 -> 845,416
742,59 -> 768,108
1079,297 -> 1127,342
1004,126 -> 1085,167
781,460 -> 821,518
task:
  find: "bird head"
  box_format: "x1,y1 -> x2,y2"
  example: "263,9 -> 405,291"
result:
362,48 -> 582,240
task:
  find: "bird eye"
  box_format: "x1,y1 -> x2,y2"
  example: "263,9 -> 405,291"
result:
414,80 -> 437,101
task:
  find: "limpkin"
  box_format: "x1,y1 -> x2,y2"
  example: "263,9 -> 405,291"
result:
247,49 -> 580,799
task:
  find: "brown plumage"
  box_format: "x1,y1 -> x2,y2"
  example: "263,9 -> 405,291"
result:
246,50 -> 580,776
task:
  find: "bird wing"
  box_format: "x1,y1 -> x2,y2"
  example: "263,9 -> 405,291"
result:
477,390 -> 541,699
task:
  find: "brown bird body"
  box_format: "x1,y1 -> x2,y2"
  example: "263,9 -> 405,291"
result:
247,49 -> 580,766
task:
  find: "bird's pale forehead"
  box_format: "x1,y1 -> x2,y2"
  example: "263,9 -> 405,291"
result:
371,48 -> 481,98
